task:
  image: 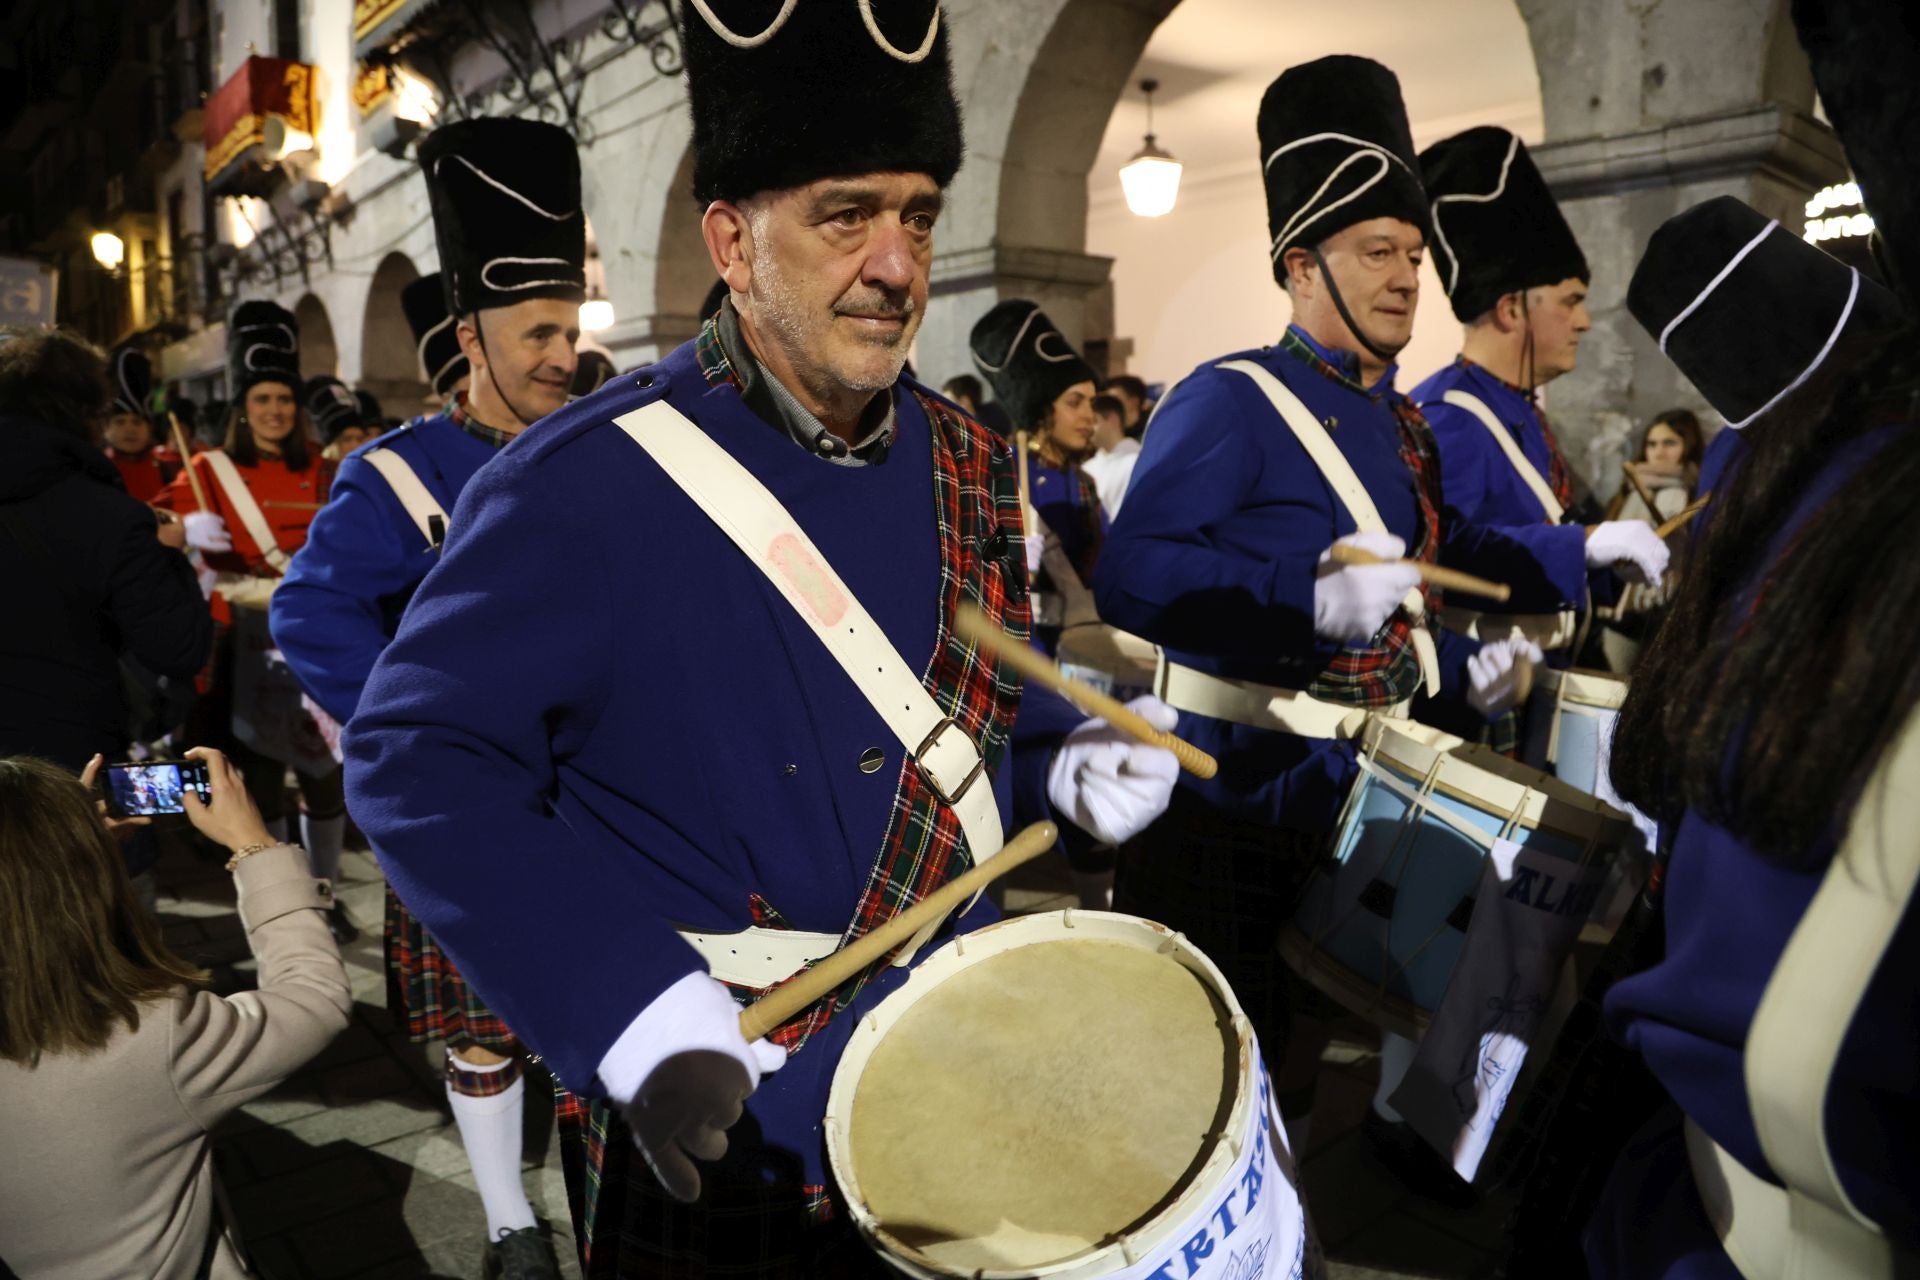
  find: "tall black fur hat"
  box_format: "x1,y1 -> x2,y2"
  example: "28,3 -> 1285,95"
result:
226,300 -> 301,397
969,300 -> 1096,432
401,273 -> 468,397
1792,0 -> 1920,308
303,375 -> 366,443
682,0 -> 964,203
108,345 -> 151,417
1257,55 -> 1429,282
1420,127 -> 1588,323
419,117 -> 586,315
1628,196 -> 1905,428
355,388 -> 386,425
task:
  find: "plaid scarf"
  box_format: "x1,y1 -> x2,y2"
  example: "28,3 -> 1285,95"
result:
1279,331 -> 1442,709
1458,357 -> 1575,513
692,318 -> 1029,1051
444,390 -> 517,450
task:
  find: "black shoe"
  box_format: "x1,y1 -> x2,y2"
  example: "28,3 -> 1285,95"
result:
1362,1109 -> 1479,1208
483,1225 -> 562,1280
325,902 -> 360,944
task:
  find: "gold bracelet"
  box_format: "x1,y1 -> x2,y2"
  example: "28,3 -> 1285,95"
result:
224,842 -> 280,871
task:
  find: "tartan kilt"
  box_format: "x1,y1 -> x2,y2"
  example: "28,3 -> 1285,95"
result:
552,1086 -> 892,1279
1114,786 -> 1346,1072
384,886 -> 520,1056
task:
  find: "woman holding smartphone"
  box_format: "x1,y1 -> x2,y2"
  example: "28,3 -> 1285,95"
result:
0,746 -> 350,1278
165,302 -> 351,939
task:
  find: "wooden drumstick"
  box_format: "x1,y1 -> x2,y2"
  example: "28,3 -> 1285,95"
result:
167,412 -> 210,513
260,500 -> 326,511
1655,493 -> 1711,540
1014,429 -> 1038,544
1325,544 -> 1513,604
1621,461 -> 1662,517
737,820 -> 1059,1041
953,604 -> 1219,779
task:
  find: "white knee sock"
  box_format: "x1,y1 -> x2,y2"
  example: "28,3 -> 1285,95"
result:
1371,1031 -> 1419,1123
446,1057 -> 537,1239
300,812 -> 346,885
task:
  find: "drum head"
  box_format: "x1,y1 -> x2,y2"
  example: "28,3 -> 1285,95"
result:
847,937 -> 1236,1274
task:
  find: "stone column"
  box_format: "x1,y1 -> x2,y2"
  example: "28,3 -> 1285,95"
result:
1520,0 -> 1848,493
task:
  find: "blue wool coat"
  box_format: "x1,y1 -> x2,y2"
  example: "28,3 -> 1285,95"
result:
272,413 -> 496,723
344,339 -> 1068,1189
1586,424 -> 1920,1276
1094,329 -> 1588,834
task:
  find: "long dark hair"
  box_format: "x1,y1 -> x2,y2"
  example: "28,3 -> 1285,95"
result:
1610,331 -> 1920,860
223,381 -> 313,470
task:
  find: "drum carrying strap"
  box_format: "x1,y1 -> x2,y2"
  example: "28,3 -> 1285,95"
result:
363,448 -> 449,550
1015,431 -> 1101,631
1688,703 -> 1920,1279
201,451 -> 292,574
614,398 -> 1004,968
1154,654 -> 1389,740
1218,359 -> 1440,693
1441,389 -> 1565,524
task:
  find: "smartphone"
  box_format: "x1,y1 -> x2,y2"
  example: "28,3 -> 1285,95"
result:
103,760 -> 211,818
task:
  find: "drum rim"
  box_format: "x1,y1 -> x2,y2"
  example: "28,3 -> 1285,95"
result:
1365,718 -> 1633,844
1534,665 -> 1629,710
1276,925 -> 1431,1040
824,909 -> 1258,1280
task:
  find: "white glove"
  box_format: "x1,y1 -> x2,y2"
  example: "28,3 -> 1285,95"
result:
612,973 -> 787,1203
1467,637 -> 1544,718
1586,520 -> 1669,587
183,511 -> 232,554
1047,696 -> 1182,847
1313,532 -> 1422,645
1023,533 -> 1046,576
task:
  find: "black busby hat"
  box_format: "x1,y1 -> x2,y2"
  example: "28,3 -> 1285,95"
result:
1628,196 -> 1905,429
227,300 -> 301,397
303,375 -> 366,443
1792,0 -> 1920,308
401,273 -> 468,397
419,117 -> 586,316
108,345 -> 151,417
1421,127 -> 1589,323
1257,55 -> 1429,281
969,300 -> 1097,432
355,388 -> 386,426
682,0 -> 964,204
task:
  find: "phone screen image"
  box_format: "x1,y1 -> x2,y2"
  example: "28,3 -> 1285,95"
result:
105,761 -> 211,818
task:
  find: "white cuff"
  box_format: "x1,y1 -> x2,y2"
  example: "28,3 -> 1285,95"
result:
595,969 -> 727,1105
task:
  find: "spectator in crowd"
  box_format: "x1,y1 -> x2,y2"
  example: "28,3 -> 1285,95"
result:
1082,391 -> 1141,519
0,327 -> 212,775
305,375 -> 377,462
0,747 -> 350,1279
1605,407 -> 1704,523
1106,372 -> 1151,437
101,348 -> 181,505
940,371 -> 1012,436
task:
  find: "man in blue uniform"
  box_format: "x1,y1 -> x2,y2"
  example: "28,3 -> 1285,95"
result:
273,116 -> 586,1280
343,3 -> 1178,1274
1095,54 -> 1639,1164
1410,127 -> 1667,673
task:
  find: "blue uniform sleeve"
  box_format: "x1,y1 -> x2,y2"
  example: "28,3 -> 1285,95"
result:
1094,371 -> 1320,662
272,453 -> 435,724
344,447 -> 700,1092
1424,400 -> 1503,529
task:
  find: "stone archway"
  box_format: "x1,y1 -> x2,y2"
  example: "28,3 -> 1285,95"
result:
293,292 -> 338,380
360,251 -> 431,413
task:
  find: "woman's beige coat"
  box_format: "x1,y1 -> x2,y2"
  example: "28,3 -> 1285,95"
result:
0,847 -> 352,1278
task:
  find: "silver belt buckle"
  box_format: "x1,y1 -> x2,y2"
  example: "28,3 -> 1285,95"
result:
914,715 -> 985,806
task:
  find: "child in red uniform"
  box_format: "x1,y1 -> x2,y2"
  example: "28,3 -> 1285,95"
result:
101,347 -> 181,508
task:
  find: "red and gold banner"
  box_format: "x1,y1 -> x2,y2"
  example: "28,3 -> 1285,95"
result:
354,0 -> 414,42
352,62 -> 393,119
202,56 -> 317,187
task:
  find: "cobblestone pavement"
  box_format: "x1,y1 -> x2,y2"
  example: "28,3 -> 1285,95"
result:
153,833 -> 1505,1279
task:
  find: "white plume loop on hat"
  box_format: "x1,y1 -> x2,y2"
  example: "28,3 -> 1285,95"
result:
236,321 -> 297,352
971,304 -> 1045,374
1724,267 -> 1860,431
1430,131 -> 1520,297
856,0 -> 939,63
1266,133 -> 1412,259
416,313 -> 453,376
688,0 -> 798,49
1658,219 -> 1778,355
243,343 -> 296,373
441,155 -> 576,221
429,350 -> 467,394
114,349 -> 144,412
1034,332 -> 1080,364
479,256 -> 585,294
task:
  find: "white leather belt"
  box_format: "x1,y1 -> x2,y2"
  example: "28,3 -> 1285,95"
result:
678,925 -> 839,990
1155,658 -> 1397,740
1439,605 -> 1579,651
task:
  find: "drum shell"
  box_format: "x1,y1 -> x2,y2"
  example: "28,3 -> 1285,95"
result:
1520,667 -> 1629,796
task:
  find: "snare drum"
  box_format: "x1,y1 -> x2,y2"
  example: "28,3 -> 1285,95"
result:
1520,667 -> 1628,798
1281,718 -> 1635,1040
827,911 -> 1305,1279
1055,624 -> 1158,703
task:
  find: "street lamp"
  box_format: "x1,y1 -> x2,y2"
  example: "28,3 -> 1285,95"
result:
1119,79 -> 1182,219
91,231 -> 127,272
580,295 -> 615,332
